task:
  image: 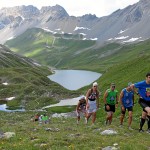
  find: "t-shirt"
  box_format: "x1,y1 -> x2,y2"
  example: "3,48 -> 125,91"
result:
42,116 -> 48,121
122,88 -> 134,108
106,89 -> 118,105
134,80 -> 150,101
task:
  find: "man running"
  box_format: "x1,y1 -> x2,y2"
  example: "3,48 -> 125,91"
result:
104,83 -> 118,125
76,96 -> 86,124
85,82 -> 100,125
131,72 -> 150,133
119,82 -> 134,130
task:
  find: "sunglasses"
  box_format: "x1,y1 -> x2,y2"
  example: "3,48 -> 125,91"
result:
112,86 -> 115,88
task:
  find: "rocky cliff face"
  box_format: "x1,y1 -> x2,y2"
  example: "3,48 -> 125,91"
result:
0,0 -> 150,44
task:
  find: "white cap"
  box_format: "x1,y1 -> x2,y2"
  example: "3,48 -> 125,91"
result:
80,96 -> 85,100
93,82 -> 98,87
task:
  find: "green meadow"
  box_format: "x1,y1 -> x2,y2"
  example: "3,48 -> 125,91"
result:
1,29 -> 150,149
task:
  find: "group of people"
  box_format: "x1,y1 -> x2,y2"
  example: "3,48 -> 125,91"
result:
76,72 -> 150,133
33,113 -> 49,124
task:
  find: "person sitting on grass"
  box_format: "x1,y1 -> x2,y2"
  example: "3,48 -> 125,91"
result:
42,114 -> 49,124
34,113 -> 40,122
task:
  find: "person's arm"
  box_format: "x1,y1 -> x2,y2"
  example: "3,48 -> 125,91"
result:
119,90 -> 124,107
103,90 -> 108,105
131,84 -> 141,97
86,89 -> 90,109
132,92 -> 135,106
96,91 -> 100,108
76,101 -> 80,111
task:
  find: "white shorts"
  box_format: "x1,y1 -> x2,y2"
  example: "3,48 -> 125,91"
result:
87,100 -> 97,113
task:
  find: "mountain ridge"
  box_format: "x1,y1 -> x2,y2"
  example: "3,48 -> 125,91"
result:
1,0 -> 150,45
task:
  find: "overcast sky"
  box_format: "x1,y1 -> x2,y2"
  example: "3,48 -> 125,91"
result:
0,0 -> 140,17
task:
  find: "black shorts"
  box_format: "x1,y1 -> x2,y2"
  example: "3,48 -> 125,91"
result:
105,104 -> 115,112
121,106 -> 133,114
139,98 -> 150,109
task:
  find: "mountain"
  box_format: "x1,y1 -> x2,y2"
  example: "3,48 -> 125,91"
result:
5,27 -> 150,73
0,0 -> 150,44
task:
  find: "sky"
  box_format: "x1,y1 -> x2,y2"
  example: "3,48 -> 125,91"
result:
0,0 -> 140,17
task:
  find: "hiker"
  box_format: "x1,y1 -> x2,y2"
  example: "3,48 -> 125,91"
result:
34,113 -> 40,122
104,83 -> 118,125
42,114 -> 49,124
130,72 -> 150,133
76,96 -> 86,124
119,82 -> 134,130
85,82 -> 100,125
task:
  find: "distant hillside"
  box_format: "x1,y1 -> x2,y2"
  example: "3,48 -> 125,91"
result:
5,28 -> 150,73
0,44 -> 79,110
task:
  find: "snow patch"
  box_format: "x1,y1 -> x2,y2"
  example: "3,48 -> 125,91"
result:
5,97 -> 15,101
118,29 -> 128,34
42,28 -> 55,34
7,36 -> 15,40
114,36 -> 129,40
107,38 -> 113,41
123,37 -> 141,43
2,82 -> 8,85
90,38 -> 98,40
80,33 -> 86,36
74,26 -> 91,31
83,38 -> 87,40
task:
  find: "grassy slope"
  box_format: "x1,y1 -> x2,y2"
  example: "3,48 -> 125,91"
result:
2,28 -> 150,149
0,105 -> 149,150
0,51 -> 149,150
0,44 -> 80,110
5,28 -> 150,73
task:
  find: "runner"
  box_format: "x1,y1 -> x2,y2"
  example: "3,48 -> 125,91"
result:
85,82 -> 100,125
119,82 -> 134,130
104,83 -> 118,125
131,72 -> 150,133
76,96 -> 86,124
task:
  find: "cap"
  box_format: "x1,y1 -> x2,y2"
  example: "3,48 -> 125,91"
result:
111,83 -> 115,86
128,82 -> 132,87
93,82 -> 98,87
80,96 -> 85,100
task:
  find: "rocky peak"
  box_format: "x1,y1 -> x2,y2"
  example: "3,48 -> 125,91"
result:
40,5 -> 69,18
0,5 -> 40,18
81,14 -> 98,20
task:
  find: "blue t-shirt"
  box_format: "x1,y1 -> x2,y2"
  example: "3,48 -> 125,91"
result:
134,80 -> 150,101
122,88 -> 134,108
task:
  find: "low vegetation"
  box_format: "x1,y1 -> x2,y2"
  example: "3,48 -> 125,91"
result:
1,31 -> 150,149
